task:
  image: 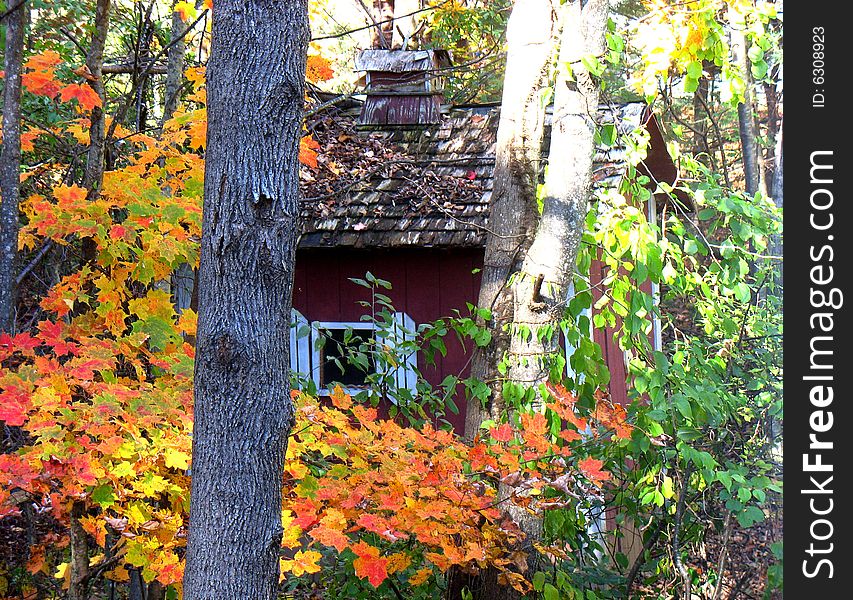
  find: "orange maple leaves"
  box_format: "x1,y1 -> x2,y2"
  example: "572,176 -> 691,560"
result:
19,50 -> 102,110
273,383 -> 633,591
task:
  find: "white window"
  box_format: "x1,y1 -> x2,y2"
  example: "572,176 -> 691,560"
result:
289,310 -> 417,399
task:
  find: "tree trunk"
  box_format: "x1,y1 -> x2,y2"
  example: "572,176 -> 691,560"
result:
463,0 -> 556,442
160,6 -> 188,128
464,2 -> 610,598
182,2 -> 309,599
487,4 -> 610,585
507,0 -> 608,405
68,500 -> 90,600
731,27 -> 767,199
82,0 -> 111,196
371,0 -> 394,48
0,0 -> 26,331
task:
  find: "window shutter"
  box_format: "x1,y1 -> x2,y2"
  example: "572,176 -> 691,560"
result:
389,312 -> 418,394
289,309 -> 312,383
647,198 -> 663,352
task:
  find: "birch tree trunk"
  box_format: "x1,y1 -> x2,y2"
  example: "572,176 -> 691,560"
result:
463,2 -> 610,598
463,0 -> 556,442
0,0 -> 25,331
182,1 -> 309,599
507,0 -> 609,404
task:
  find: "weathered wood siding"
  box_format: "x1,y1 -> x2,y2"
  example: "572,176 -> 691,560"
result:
358,93 -> 442,126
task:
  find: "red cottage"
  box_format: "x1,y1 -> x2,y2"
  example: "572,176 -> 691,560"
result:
293,63 -> 682,433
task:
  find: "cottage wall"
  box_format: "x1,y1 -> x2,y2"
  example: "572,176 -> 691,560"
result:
294,247 -> 483,431
293,245 -> 646,432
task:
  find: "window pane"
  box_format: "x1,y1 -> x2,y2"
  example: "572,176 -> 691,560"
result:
320,328 -> 375,388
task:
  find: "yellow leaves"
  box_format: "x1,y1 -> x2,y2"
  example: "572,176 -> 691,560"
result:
409,567 -> 433,586
280,549 -> 322,578
184,108 -> 207,149
174,1 -> 197,21
163,448 -> 190,471
53,183 -> 88,208
386,552 -> 412,575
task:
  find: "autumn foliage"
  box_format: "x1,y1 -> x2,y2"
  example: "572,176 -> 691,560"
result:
0,49 -> 632,598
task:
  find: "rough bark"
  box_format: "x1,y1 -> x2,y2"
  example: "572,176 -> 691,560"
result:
82,0 -> 111,195
0,0 -> 25,331
182,2 -> 309,599
463,0 -> 556,442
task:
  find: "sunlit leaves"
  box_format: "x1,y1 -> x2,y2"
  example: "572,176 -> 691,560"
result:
58,83 -> 102,111
629,0 -> 778,102
306,53 -> 334,83
351,541 -> 389,587
280,550 -> 322,578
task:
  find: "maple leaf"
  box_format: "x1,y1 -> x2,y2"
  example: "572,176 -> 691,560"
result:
309,523 -> 349,552
520,411 -> 548,436
558,428 -> 582,442
59,83 -> 102,111
578,456 -> 611,487
22,71 -> 61,97
26,546 -> 46,574
352,541 -> 389,587
356,513 -> 397,540
330,385 -> 352,409
489,423 -> 514,443
0,400 -> 28,427
21,130 -> 41,152
53,183 -> 88,208
409,567 -> 433,586
299,134 -> 320,168
25,51 -> 62,72
281,549 -> 322,577
592,398 -> 634,439
163,448 -> 190,470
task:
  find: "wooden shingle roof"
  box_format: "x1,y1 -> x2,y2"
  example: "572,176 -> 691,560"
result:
298,102 -> 679,249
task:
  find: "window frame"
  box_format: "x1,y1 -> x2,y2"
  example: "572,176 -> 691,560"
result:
289,310 -> 418,401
